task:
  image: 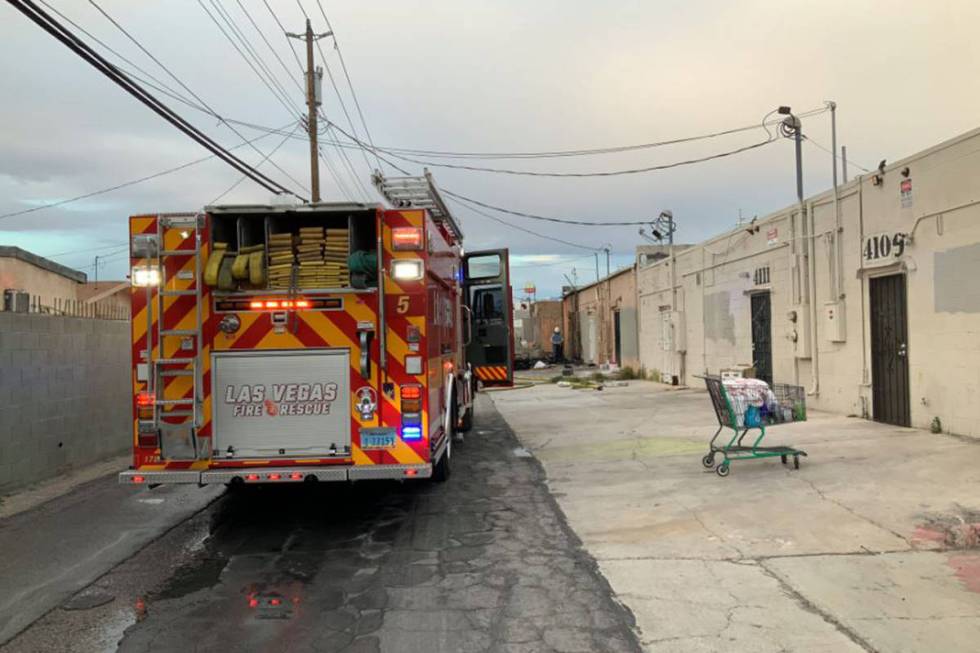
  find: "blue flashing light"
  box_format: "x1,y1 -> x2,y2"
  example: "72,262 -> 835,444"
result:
401,426 -> 423,441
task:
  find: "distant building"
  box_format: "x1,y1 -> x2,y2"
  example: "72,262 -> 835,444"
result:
0,246 -> 86,310
562,266 -> 639,369
77,281 -> 130,314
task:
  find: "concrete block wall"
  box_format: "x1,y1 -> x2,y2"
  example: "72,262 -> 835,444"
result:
0,313 -> 130,493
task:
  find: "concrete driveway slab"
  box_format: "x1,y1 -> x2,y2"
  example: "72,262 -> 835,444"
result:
492,380 -> 980,652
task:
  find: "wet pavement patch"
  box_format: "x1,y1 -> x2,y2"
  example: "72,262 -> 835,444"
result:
111,397 -> 642,652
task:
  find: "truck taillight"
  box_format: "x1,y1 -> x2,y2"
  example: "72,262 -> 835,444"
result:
392,227 -> 423,250
137,391 -> 155,407
401,384 -> 422,413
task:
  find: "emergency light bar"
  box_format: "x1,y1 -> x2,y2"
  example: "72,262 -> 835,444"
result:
214,298 -> 343,312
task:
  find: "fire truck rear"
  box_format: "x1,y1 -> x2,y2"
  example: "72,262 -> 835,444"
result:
120,175 -> 514,487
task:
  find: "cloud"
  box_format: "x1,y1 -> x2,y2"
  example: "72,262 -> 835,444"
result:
2,0 -> 979,296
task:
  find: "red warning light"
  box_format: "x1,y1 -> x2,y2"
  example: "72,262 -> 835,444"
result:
245,473 -> 260,482
268,473 -> 281,480
248,597 -> 258,608
270,598 -> 282,606
136,391 -> 155,408
405,469 -> 418,477
289,472 -> 303,480
132,475 -> 146,484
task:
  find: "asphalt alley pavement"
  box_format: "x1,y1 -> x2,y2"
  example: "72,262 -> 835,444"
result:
1,395 -> 641,653
0,476 -> 222,647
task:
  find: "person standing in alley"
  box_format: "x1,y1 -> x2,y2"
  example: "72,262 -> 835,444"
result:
551,326 -> 564,363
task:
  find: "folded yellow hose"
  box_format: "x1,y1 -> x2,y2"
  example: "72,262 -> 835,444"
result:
204,242 -> 228,287
248,250 -> 266,285
231,253 -> 250,280
217,256 -> 235,291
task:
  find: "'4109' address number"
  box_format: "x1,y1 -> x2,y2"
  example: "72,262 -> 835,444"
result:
863,232 -> 907,261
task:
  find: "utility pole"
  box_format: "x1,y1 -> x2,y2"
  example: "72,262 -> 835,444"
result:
594,252 -> 600,283
841,145 -> 849,183
94,255 -> 100,283
604,247 -> 610,278
288,20 -> 330,203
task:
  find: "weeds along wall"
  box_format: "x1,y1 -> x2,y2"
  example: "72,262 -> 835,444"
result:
637,125 -> 980,437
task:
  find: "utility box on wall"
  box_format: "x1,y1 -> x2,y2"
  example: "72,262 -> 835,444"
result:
792,304 -> 811,359
824,301 -> 846,342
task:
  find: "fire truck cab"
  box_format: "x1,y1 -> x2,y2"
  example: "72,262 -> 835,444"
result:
120,174 -> 512,487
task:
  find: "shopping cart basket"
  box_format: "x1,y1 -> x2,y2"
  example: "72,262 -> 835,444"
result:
699,375 -> 807,477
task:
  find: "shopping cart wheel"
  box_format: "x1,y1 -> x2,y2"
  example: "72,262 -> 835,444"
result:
793,455 -> 800,470
716,463 -> 730,477
780,454 -> 787,465
702,453 -> 715,469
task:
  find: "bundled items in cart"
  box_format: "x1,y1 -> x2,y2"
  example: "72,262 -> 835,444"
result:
722,377 -> 806,427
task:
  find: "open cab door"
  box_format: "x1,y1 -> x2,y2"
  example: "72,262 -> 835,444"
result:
463,249 -> 514,387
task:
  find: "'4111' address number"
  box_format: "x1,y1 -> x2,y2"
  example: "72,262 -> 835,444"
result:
863,232 -> 907,261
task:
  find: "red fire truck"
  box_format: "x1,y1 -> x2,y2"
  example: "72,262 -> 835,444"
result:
120,174 -> 513,487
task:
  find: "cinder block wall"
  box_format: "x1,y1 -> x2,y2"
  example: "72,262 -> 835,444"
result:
0,313 -> 130,492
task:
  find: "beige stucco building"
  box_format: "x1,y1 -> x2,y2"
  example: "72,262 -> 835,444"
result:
0,246 -> 87,310
562,266 -> 639,369
638,126 -> 980,436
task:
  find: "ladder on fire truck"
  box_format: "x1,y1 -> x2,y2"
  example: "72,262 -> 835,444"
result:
372,169 -> 463,241
147,213 -> 204,454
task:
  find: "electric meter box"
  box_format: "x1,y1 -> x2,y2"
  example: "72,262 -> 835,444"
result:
824,301 -> 846,342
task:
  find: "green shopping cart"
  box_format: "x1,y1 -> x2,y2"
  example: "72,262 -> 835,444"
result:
700,375 -> 808,477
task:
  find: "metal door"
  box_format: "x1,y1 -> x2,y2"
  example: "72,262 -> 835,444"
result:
463,249 -> 514,385
613,311 -> 622,365
751,293 -> 773,386
870,274 -> 910,426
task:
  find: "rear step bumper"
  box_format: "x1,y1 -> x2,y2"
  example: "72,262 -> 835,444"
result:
120,463 -> 432,485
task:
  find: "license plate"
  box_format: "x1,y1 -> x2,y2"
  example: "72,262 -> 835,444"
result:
361,431 -> 396,450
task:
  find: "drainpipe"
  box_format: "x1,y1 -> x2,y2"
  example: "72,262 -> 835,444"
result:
858,177 -> 869,416
808,199 -> 820,396
829,102 -> 844,300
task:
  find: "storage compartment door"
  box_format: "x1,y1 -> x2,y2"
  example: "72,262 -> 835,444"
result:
213,350 -> 351,459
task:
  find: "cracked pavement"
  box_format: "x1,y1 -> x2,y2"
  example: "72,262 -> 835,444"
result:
492,379 -> 980,652
1,394 -> 641,653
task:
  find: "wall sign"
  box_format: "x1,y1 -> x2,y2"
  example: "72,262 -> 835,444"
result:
900,178 -> 913,208
863,232 -> 907,262
766,228 -> 779,247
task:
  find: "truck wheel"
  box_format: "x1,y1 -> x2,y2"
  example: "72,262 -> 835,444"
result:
432,436 -> 451,482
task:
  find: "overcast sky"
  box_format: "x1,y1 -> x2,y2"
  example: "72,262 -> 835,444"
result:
2,0 -> 979,296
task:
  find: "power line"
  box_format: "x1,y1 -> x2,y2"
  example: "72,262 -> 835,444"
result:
374,106 -> 830,160
441,189 -> 651,227
78,0 -> 302,196
261,0 -> 306,75
802,133 -> 871,173
314,0 -> 384,173
210,121 -> 303,204
314,38 -> 376,178
233,0 -> 305,95
208,0 -> 300,109
44,242 -> 128,260
329,117 -> 780,178
195,0 -> 299,118
0,124 -> 290,221
446,195 -> 601,252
